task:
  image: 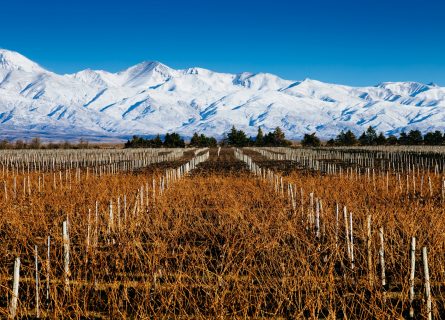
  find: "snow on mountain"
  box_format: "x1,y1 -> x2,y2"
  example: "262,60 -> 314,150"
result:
0,49 -> 46,73
0,48 -> 444,141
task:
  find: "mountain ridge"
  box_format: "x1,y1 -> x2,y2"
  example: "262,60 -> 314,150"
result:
0,49 -> 443,141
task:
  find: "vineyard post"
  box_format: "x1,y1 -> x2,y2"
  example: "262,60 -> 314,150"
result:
95,201 -> 99,247
422,247 -> 432,320
109,200 -> 114,234
420,176 -> 424,197
10,257 -> 20,319
344,207 -> 351,264
309,192 -> 314,229
315,199 -> 320,239
86,209 -> 91,261
34,245 -> 40,318
335,203 -> 339,249
428,176 -> 432,197
46,236 -> 50,301
117,197 -> 121,232
124,195 -> 127,226
379,227 -> 386,302
409,237 -> 416,319
349,212 -> 354,270
63,221 -> 70,291
367,215 -> 373,286
320,200 -> 325,238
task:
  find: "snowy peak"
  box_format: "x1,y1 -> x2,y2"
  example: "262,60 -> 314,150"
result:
118,61 -> 176,87
182,67 -> 215,76
376,81 -> 432,97
70,69 -> 120,87
233,72 -> 292,90
0,49 -> 46,73
0,48 -> 444,141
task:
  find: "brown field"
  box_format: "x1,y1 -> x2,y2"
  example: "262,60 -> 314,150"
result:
0,147 -> 444,319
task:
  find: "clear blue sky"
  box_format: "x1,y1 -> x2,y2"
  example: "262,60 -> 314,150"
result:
1,0 -> 444,86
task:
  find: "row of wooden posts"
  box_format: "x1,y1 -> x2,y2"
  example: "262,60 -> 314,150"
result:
235,148 -> 434,320
248,147 -> 445,200
6,148 -> 210,318
1,148 -> 186,178
250,146 -> 445,176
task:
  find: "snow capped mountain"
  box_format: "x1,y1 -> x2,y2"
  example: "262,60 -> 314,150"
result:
0,48 -> 444,141
0,49 -> 46,73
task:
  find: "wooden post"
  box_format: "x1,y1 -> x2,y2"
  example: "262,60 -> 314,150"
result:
320,200 -> 325,238
420,175 -> 424,197
367,215 -> 373,286
63,221 -> 70,290
349,212 -> 354,270
86,209 -> 91,262
344,207 -> 351,264
124,195 -> 127,227
379,227 -> 386,287
422,247 -> 432,320
34,245 -> 40,318
46,236 -> 50,301
428,176 -> 432,197
315,199 -> 320,239
117,197 -> 121,231
10,257 -> 20,319
409,237 -> 416,319
109,200 -> 114,234
309,192 -> 314,228
335,203 -> 339,250
95,201 -> 99,246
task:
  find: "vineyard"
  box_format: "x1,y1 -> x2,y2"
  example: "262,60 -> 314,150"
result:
1,146 -> 445,319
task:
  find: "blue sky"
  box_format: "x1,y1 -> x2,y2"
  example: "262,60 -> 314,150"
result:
1,0 -> 444,86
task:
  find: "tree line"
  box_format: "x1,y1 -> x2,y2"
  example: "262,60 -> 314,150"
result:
124,126 -> 292,148
2,126 -> 443,149
302,127 -> 445,147
0,138 -> 93,150
124,132 -> 218,148
221,126 -> 292,147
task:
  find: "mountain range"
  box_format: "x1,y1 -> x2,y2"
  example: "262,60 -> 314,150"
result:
0,49 -> 443,141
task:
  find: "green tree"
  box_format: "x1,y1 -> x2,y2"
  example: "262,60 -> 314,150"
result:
423,130 -> 443,145
263,127 -> 291,146
164,132 -> 185,147
407,130 -> 423,145
335,130 -> 357,146
326,138 -> 336,146
190,133 -> 200,146
189,133 -> 217,147
273,127 -> 285,144
208,137 -> 217,147
153,134 -> 163,147
255,127 -> 264,146
301,133 -> 321,147
386,135 -> 398,145
398,132 -> 409,145
227,126 -> 250,147
358,126 -> 378,145
375,132 -> 387,145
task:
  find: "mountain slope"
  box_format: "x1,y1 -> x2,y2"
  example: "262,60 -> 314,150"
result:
0,49 -> 444,141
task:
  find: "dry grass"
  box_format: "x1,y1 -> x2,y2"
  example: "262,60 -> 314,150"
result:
0,148 -> 444,318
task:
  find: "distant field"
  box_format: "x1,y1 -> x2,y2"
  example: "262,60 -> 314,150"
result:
1,146 -> 444,319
